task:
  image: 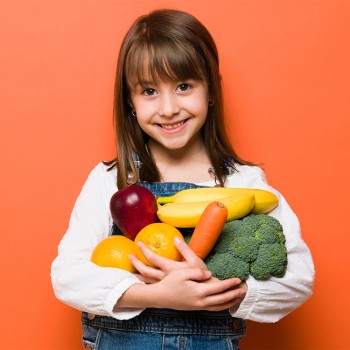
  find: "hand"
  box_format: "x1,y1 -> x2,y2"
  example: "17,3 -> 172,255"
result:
118,266 -> 246,312
146,267 -> 246,311
120,238 -> 247,311
129,236 -> 208,283
229,280 -> 248,313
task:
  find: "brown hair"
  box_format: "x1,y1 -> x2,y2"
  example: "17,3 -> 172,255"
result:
107,9 -> 250,189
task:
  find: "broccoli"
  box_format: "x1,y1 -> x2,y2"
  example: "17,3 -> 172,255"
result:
205,251 -> 250,281
204,214 -> 288,281
224,235 -> 260,263
250,243 -> 288,279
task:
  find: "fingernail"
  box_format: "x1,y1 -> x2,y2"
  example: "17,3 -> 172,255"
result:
203,270 -> 212,279
174,236 -> 182,244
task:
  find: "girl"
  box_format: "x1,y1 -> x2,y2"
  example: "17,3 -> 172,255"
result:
51,9 -> 314,350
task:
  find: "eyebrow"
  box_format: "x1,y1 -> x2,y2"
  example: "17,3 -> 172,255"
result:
139,80 -> 156,86
129,79 -> 156,89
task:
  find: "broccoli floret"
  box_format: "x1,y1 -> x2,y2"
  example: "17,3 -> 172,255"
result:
204,214 -> 288,281
237,214 -> 264,236
210,222 -> 236,253
254,224 -> 284,244
250,243 -> 288,280
227,236 -> 260,263
205,251 -> 250,281
213,214 -> 285,251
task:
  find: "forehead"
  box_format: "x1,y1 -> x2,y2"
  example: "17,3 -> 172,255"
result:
127,66 -> 176,90
125,41 -> 206,88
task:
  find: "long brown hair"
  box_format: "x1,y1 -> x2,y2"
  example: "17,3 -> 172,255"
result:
107,9 -> 250,189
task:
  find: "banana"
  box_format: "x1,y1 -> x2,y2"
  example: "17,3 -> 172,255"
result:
157,194 -> 255,228
157,187 -> 278,214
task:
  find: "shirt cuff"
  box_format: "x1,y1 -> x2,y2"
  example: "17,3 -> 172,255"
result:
104,276 -> 145,320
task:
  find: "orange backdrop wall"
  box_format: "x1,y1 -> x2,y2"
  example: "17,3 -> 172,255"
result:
1,1 -> 349,349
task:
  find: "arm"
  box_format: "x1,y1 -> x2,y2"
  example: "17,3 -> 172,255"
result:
51,163 -> 145,320
226,165 -> 315,322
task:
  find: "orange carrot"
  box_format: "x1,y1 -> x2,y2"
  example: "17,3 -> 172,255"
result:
188,201 -> 228,259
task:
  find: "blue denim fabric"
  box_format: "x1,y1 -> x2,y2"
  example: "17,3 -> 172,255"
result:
84,181 -> 246,349
82,309 -> 245,350
140,181 -> 206,197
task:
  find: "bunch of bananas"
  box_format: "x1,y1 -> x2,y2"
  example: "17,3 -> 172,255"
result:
157,187 -> 279,228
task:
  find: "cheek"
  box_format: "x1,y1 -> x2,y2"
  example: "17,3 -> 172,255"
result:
136,110 -> 152,126
189,92 -> 209,111
135,111 -> 155,132
135,115 -> 146,128
190,99 -> 209,117
134,102 -> 155,119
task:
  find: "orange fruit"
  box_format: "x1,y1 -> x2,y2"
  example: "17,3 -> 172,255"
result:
133,223 -> 184,267
91,235 -> 137,273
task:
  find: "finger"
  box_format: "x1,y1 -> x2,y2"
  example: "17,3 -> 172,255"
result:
174,236 -> 199,263
214,277 -> 242,290
203,278 -> 244,296
137,241 -> 165,266
129,254 -> 165,281
204,298 -> 243,312
221,295 -> 245,310
137,241 -> 181,271
238,281 -> 248,294
204,287 -> 246,309
178,267 -> 212,282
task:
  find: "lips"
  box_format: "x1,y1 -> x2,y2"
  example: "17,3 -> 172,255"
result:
160,120 -> 186,130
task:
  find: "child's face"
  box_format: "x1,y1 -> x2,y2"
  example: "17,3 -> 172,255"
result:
129,78 -> 209,152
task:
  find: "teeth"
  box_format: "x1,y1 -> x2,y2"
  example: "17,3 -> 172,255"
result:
161,121 -> 184,130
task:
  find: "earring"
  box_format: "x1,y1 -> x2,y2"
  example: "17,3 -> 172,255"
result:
131,110 -> 137,117
208,100 -> 214,107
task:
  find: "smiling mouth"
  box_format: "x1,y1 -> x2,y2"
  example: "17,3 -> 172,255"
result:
160,120 -> 186,130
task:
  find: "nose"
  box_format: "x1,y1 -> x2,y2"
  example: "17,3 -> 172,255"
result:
158,93 -> 180,117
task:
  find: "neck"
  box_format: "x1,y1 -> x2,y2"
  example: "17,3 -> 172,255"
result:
147,138 -> 213,183
148,136 -> 206,162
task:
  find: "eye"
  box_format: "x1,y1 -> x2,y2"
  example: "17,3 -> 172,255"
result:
142,88 -> 157,96
177,83 -> 192,92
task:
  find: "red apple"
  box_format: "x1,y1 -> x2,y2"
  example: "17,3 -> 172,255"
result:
110,185 -> 158,240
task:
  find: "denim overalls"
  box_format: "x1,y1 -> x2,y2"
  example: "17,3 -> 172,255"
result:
82,181 -> 246,350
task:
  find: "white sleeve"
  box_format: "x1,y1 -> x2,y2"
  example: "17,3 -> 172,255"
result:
227,165 -> 315,323
50,163 -> 145,320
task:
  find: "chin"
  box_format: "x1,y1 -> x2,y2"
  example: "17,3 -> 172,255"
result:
163,142 -> 188,150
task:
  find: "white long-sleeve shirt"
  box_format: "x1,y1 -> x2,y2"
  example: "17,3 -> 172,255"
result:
51,162 -> 314,322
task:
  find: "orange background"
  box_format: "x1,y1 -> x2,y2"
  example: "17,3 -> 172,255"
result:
0,1 -> 349,349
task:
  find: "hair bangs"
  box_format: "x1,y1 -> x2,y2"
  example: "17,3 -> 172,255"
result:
125,39 -> 207,88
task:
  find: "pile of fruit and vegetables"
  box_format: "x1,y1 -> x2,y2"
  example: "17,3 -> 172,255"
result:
91,184 -> 288,281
